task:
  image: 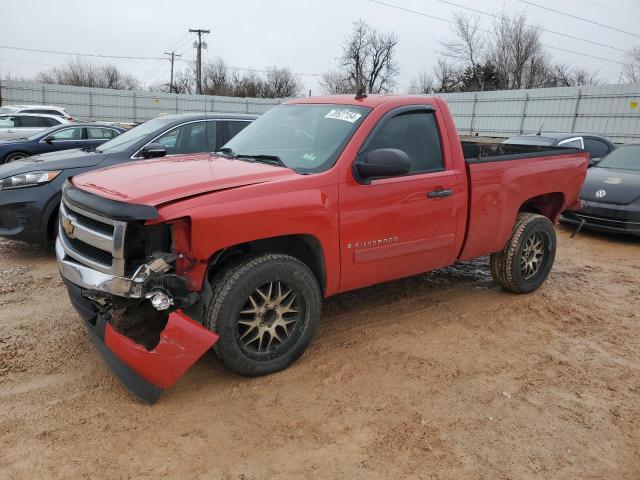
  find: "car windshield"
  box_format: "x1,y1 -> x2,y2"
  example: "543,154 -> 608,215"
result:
596,144 -> 640,171
222,104 -> 370,173
96,116 -> 177,153
503,136 -> 555,146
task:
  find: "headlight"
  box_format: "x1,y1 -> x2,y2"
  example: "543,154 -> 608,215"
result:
0,171 -> 61,190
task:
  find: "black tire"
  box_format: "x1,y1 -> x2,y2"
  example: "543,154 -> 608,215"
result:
4,152 -> 29,163
205,253 -> 322,376
490,213 -> 556,294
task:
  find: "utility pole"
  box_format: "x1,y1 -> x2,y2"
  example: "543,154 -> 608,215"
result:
164,51 -> 182,93
189,28 -> 210,94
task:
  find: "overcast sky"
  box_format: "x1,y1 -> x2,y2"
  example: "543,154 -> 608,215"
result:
1,0 -> 638,94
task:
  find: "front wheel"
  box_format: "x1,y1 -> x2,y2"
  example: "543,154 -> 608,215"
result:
205,253 -> 322,376
490,213 -> 557,293
4,152 -> 29,163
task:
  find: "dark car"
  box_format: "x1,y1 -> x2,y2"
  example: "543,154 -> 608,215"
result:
0,113 -> 256,244
562,142 -> 640,236
0,123 -> 124,164
504,133 -> 615,166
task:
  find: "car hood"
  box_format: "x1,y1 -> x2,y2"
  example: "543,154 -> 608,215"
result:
71,153 -> 298,206
581,167 -> 640,205
0,149 -> 110,178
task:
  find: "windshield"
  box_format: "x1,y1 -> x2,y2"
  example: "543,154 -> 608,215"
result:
223,104 -> 370,173
596,144 -> 640,171
96,116 -> 176,153
503,136 -> 555,146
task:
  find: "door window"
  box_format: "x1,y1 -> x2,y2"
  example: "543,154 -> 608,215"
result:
558,137 -> 584,149
225,120 -> 250,143
153,121 -> 212,155
16,116 -> 50,127
366,111 -> 444,174
49,127 -> 82,140
87,127 -> 118,139
583,138 -> 611,158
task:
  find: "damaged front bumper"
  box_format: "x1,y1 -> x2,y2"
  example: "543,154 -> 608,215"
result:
58,240 -> 218,404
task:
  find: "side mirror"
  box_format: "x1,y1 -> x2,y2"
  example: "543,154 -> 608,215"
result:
140,143 -> 166,159
43,136 -> 54,144
355,148 -> 411,182
588,157 -> 601,167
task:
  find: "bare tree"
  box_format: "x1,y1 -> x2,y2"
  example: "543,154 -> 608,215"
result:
408,71 -> 435,94
546,64 -> 601,87
173,66 -> 195,94
440,13 -> 485,90
319,70 -> 353,94
622,46 -> 640,83
202,58 -> 233,96
432,59 -> 463,93
489,12 -> 546,90
38,57 -> 139,90
322,19 -> 398,94
263,66 -> 302,98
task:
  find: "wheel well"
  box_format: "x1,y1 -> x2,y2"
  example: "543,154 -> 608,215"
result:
518,192 -> 565,221
46,205 -> 60,241
206,234 -> 327,293
2,151 -> 30,164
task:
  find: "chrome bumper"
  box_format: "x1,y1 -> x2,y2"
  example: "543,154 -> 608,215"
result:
56,237 -> 143,298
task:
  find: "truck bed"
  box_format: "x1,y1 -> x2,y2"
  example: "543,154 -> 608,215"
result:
460,141 -> 582,162
457,142 -> 589,261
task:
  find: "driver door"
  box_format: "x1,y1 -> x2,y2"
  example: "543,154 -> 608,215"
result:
338,107 -> 464,292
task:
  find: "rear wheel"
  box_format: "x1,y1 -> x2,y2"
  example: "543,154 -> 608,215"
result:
205,253 -> 322,376
490,213 -> 556,293
4,152 -> 29,163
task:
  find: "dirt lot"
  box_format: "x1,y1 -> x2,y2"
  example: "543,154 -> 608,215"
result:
0,226 -> 638,479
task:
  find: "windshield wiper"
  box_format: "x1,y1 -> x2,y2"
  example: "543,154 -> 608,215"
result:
215,147 -> 237,158
236,154 -> 287,168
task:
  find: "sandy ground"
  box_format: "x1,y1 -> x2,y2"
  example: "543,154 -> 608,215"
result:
0,226 -> 638,479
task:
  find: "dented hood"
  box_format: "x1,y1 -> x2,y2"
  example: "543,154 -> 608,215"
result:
70,153 -> 297,206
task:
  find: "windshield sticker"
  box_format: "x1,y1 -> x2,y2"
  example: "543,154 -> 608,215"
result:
302,152 -> 318,163
324,109 -> 362,123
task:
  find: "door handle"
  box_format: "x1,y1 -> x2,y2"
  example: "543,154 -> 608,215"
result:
427,188 -> 454,199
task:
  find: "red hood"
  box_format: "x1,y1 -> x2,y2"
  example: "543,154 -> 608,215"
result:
71,153 -> 296,206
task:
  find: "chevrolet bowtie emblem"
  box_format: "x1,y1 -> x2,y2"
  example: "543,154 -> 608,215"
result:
62,218 -> 75,237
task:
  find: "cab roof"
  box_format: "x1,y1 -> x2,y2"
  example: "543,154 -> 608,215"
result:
285,94 -> 437,109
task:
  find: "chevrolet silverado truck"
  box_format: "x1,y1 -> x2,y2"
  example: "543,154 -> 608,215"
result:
56,94 -> 589,403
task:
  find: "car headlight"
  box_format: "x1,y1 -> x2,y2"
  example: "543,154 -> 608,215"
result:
0,171 -> 61,190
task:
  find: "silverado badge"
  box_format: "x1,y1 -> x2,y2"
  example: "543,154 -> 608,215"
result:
62,218 -> 75,237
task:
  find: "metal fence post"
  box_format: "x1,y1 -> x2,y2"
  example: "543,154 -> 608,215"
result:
89,92 -> 93,119
570,89 -> 582,133
245,99 -> 249,114
519,93 -> 529,134
41,84 -> 46,104
469,93 -> 478,135
132,91 -> 137,123
175,94 -> 179,114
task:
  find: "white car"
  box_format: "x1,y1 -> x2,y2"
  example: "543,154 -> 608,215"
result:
0,104 -> 73,120
0,113 -> 71,140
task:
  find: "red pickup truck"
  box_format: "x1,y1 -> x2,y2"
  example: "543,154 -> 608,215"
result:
56,94 -> 588,402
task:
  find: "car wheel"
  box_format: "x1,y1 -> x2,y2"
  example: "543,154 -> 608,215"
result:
205,253 -> 322,376
490,213 -> 557,293
4,152 -> 29,163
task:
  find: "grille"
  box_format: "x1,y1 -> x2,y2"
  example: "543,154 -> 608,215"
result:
58,200 -> 127,276
62,233 -> 113,266
73,210 -> 115,236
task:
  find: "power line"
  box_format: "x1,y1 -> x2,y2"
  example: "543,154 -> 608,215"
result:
581,0 -> 640,19
367,0 -> 627,65
0,45 -> 166,60
517,0 -> 640,38
430,0 -> 629,53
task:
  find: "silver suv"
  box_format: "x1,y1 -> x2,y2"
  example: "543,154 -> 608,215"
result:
0,113 -> 72,140
0,104 -> 73,120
